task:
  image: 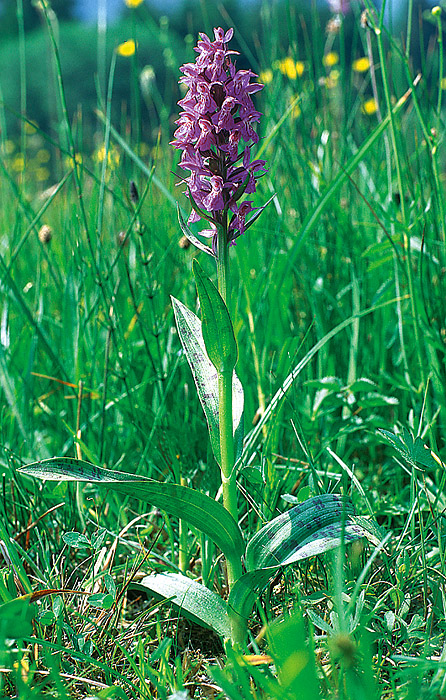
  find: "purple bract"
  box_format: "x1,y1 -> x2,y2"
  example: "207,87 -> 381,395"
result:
171,27 -> 267,253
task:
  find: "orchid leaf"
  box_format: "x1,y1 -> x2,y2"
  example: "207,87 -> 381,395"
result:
19,458 -> 244,563
134,572 -> 231,639
228,495 -> 385,625
227,569 -> 272,626
178,205 -> 215,257
243,193 -> 276,233
245,494 -> 357,571
171,296 -> 244,464
193,259 -> 237,375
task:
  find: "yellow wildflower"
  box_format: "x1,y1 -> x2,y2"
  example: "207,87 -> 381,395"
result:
441,77 -> 446,90
352,57 -> 370,73
125,0 -> 144,5
94,146 -> 120,167
362,97 -> 377,115
117,39 -> 136,57
12,154 -> 25,172
259,69 -> 273,84
323,51 -> 339,68
65,153 -> 82,169
279,57 -> 296,79
295,61 -> 305,77
278,57 -> 305,80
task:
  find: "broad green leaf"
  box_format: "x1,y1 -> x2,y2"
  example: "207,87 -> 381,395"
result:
134,572 -> 231,639
359,393 -> 398,408
171,296 -> 244,464
304,376 -> 343,391
228,495 -> 384,625
245,494 -> 357,571
227,569 -> 273,624
348,378 -> 377,392
19,458 -> 244,563
193,259 -> 237,374
378,427 -> 437,470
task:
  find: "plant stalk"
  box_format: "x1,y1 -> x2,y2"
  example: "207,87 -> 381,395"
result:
216,223 -> 242,592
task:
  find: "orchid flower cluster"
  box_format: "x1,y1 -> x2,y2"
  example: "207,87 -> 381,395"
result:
171,27 -> 267,254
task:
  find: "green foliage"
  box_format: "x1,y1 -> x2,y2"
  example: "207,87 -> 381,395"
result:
20,458 -> 245,563
192,259 -> 238,375
171,294 -> 244,464
1,0 -> 446,697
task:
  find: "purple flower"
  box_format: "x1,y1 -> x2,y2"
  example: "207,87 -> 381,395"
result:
171,27 -> 267,252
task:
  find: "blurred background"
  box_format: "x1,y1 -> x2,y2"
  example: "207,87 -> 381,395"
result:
0,0 -> 439,178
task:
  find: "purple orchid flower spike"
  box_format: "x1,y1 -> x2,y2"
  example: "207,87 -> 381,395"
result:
171,27 -> 268,256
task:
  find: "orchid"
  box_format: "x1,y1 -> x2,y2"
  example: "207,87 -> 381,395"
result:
171,27 -> 267,253
20,26 -> 382,652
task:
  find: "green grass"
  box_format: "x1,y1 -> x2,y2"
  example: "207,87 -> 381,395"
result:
1,0 -> 446,697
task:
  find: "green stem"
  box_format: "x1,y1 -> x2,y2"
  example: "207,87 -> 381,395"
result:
218,368 -> 240,590
217,221 -> 229,304
179,476 -> 188,574
216,222 -> 242,592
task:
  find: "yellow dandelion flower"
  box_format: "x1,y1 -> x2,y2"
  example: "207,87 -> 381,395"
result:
295,61 -> 305,77
12,154 -> 25,172
352,56 -> 370,73
259,69 -> 273,84
323,51 -> 339,68
362,97 -> 377,115
64,153 -> 82,169
125,0 -> 144,5
441,77 -> 446,90
117,39 -> 136,57
94,146 -> 120,167
278,57 -> 305,80
35,167 -> 50,182
279,57 -> 297,79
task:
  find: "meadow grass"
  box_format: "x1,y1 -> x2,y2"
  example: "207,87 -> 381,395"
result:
1,1 -> 446,698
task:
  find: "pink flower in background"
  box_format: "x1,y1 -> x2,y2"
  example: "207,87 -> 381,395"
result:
327,0 -> 351,14
171,27 -> 267,252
